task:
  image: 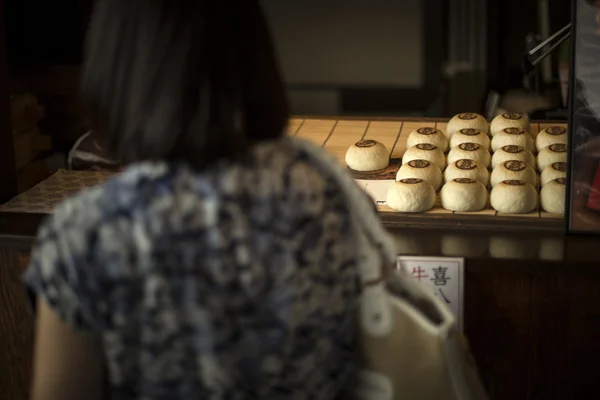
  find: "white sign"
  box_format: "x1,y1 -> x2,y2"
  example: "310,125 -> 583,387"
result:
397,256 -> 465,330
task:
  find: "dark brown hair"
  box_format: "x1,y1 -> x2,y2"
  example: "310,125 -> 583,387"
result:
81,0 -> 289,169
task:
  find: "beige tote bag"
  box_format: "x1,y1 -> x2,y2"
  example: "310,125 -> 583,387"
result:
341,269 -> 490,400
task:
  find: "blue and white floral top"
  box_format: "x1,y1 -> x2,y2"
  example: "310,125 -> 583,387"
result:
24,138 -> 363,399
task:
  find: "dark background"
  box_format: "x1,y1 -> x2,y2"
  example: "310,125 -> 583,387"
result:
2,0 -> 573,117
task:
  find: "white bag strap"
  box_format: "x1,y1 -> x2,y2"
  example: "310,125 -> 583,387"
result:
289,137 -> 397,273
289,138 -> 397,335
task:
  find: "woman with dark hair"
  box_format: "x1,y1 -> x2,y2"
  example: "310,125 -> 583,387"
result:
24,1 -> 396,399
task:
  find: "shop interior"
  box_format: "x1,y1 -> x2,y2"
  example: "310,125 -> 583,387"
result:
0,0 -> 574,199
1,1 -> 599,400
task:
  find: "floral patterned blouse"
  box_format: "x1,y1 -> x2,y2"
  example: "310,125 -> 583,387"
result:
24,138 -> 363,399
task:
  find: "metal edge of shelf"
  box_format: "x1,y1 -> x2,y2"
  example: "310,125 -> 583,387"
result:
379,212 -> 564,233
0,234 -> 36,248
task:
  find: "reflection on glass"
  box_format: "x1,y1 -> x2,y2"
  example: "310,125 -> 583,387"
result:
569,0 -> 600,232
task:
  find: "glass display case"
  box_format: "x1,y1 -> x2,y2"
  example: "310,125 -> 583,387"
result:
568,0 -> 600,233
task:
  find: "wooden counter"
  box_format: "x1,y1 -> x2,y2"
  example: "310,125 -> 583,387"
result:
1,117 -> 598,400
2,227 -> 600,400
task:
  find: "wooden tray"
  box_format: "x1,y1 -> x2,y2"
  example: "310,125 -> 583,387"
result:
0,117 -> 566,232
290,117 -> 566,230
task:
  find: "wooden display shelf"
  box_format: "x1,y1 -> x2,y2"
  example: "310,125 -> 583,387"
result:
0,117 -> 567,233
289,117 -> 567,232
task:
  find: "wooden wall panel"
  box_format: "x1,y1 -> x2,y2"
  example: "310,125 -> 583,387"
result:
0,247 -> 33,400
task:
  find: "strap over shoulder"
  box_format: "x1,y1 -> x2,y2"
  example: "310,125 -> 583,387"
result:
288,137 -> 397,278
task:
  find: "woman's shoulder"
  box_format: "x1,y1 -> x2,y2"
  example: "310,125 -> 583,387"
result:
43,162 -> 172,235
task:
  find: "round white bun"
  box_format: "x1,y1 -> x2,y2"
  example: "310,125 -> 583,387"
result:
406,127 -> 449,153
491,127 -> 535,152
402,143 -> 446,170
447,142 -> 491,169
491,145 -> 536,169
386,178 -> 436,213
490,160 -> 537,188
444,159 -> 489,186
396,159 -> 443,191
345,140 -> 390,171
536,126 -> 568,153
440,178 -> 488,212
490,112 -> 530,137
537,143 -> 567,172
540,177 -> 567,215
447,113 -> 489,137
450,128 -> 491,150
490,180 -> 538,214
540,162 -> 567,187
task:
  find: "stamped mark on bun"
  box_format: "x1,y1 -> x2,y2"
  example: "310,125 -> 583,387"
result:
552,162 -> 567,172
417,127 -> 438,135
503,180 -> 526,186
400,178 -> 423,184
355,140 -> 376,148
503,127 -> 526,135
454,178 -> 477,184
456,159 -> 477,170
502,112 -> 524,120
416,143 -> 437,151
408,160 -> 431,168
502,145 -> 524,153
549,143 -> 567,153
555,177 -> 567,185
547,126 -> 567,136
504,160 -> 527,172
458,113 -> 477,120
459,143 -> 481,151
459,128 -> 482,136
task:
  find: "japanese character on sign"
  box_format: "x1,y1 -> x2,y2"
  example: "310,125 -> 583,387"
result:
435,288 -> 451,304
411,266 -> 429,281
397,256 -> 464,331
430,266 -> 450,286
